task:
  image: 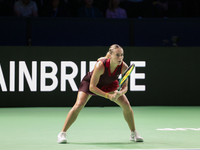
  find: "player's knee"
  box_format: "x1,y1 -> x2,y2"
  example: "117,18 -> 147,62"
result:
73,102 -> 85,113
123,100 -> 130,107
122,101 -> 132,112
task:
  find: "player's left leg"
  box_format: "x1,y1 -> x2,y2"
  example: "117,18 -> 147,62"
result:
114,94 -> 143,142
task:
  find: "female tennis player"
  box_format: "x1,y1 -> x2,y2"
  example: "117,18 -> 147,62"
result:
57,44 -> 143,143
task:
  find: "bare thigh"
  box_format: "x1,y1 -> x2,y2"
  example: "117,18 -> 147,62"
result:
73,92 -> 92,111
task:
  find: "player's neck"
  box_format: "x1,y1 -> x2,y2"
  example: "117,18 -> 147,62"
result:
110,60 -> 118,69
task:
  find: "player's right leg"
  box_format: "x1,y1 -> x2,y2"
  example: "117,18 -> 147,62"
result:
57,91 -> 92,144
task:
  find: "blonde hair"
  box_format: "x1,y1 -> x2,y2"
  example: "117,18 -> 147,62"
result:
97,44 -> 122,61
105,44 -> 122,58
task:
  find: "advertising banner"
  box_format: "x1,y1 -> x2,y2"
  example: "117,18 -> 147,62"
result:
0,46 -> 199,107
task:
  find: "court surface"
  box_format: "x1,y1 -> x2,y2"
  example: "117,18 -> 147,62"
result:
0,106 -> 199,150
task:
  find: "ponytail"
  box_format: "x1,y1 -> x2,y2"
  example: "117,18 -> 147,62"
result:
105,52 -> 110,58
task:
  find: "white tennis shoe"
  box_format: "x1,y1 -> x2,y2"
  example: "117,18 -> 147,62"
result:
57,132 -> 67,144
130,130 -> 143,142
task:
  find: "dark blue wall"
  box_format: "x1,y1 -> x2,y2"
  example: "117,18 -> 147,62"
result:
31,18 -> 130,46
1,17 -> 200,47
0,17 -> 27,46
133,19 -> 200,46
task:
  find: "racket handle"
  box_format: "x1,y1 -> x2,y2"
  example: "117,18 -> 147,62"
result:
117,86 -> 121,91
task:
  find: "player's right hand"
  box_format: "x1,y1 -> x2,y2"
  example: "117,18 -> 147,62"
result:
109,91 -> 121,101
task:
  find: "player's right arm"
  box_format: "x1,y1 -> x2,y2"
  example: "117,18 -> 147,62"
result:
89,61 -> 119,101
89,61 -> 107,98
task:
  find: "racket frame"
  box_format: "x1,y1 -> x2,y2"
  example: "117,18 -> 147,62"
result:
117,63 -> 135,91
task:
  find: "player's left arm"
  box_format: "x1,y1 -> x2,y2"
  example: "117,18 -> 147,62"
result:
118,62 -> 129,96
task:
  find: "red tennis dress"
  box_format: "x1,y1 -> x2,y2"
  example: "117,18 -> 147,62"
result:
78,58 -> 123,95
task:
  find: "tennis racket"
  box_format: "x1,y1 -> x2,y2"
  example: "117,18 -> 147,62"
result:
117,63 -> 135,91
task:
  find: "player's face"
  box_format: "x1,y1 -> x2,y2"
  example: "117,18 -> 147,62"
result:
110,48 -> 124,65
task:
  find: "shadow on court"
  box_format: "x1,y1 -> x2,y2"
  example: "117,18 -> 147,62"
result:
68,142 -> 136,145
